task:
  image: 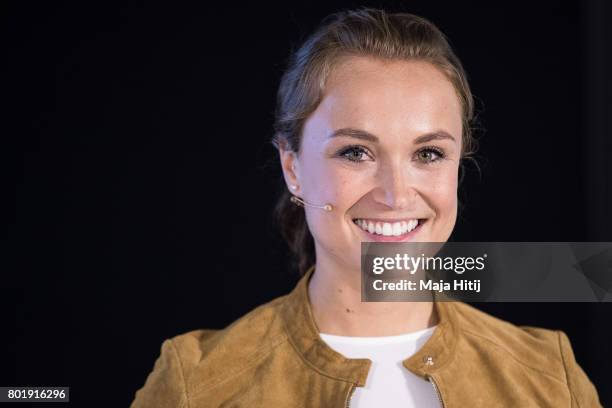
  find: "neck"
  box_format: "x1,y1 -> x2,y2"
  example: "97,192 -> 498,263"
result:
308,255 -> 439,337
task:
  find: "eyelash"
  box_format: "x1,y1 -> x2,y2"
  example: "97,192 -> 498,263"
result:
415,146 -> 446,164
337,145 -> 373,162
336,145 -> 446,164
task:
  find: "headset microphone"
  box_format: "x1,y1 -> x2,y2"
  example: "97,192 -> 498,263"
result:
290,195 -> 334,212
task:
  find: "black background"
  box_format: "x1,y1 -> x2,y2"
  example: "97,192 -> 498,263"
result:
3,0 -> 611,406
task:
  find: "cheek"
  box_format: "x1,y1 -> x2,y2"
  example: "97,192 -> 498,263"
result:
301,161 -> 357,240
302,157 -> 361,209
430,167 -> 459,219
330,171 -> 364,208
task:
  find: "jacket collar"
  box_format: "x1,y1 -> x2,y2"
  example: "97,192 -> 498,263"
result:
279,265 -> 459,386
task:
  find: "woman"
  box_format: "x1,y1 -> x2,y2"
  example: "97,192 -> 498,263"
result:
131,8 -> 602,407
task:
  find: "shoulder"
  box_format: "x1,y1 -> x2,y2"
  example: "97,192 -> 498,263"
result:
172,294 -> 290,377
451,302 -> 562,360
450,302 -> 601,407
131,294 -> 291,407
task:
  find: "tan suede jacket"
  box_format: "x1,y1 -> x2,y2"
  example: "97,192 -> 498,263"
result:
131,266 -> 602,407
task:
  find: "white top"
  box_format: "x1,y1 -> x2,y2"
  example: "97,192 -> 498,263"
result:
319,326 -> 440,408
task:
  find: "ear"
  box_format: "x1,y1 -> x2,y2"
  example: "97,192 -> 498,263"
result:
278,139 -> 301,193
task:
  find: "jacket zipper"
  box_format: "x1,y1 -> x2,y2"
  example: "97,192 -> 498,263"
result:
345,383 -> 355,408
428,375 -> 445,408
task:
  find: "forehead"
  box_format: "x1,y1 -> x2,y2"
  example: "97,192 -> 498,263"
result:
306,56 -> 462,142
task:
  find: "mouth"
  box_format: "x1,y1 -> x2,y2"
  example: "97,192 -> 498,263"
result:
351,217 -> 427,242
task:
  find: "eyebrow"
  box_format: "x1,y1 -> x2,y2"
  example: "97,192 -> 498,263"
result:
328,127 -> 456,144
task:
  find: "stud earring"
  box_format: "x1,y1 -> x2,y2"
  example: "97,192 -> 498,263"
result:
290,185 -> 297,191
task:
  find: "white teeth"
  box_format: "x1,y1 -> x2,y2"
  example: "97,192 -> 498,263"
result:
354,219 -> 420,236
409,219 -> 418,231
392,222 -> 402,236
382,223 -> 392,236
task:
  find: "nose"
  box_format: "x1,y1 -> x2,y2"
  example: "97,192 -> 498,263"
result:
374,160 -> 417,210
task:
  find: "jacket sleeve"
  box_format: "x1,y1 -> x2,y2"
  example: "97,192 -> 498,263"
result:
558,330 -> 602,408
130,338 -> 188,408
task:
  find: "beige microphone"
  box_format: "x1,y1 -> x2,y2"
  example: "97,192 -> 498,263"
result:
290,195 -> 334,212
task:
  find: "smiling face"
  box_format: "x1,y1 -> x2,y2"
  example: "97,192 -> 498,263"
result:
279,55 -> 463,271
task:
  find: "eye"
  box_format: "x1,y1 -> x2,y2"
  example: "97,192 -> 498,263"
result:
415,147 -> 446,164
337,145 -> 373,163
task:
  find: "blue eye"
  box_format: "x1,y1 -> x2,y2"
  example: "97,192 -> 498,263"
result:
415,147 -> 445,163
338,146 -> 371,162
